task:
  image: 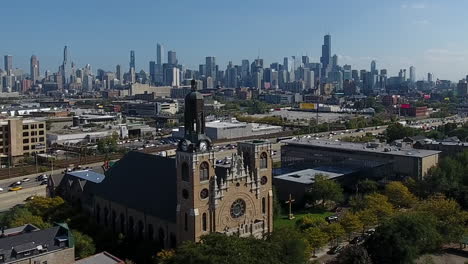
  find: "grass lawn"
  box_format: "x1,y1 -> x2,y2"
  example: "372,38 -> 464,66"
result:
274,208 -> 333,229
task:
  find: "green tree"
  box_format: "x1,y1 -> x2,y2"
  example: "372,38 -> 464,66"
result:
72,230 -> 96,259
357,179 -> 379,194
305,227 -> 329,257
365,212 -> 442,264
384,181 -> 417,208
336,245 -> 373,264
322,223 -> 345,246
305,174 -> 344,207
296,214 -> 327,231
340,212 -> 363,241
357,209 -> 378,233
1,207 -> 50,229
362,193 -> 394,222
415,195 -> 468,243
269,227 -> 310,264
385,123 -> 422,142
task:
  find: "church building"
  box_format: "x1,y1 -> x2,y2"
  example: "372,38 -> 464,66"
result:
52,80 -> 273,247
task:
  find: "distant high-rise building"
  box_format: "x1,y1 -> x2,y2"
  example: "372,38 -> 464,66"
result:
283,57 -> 292,72
351,70 -> 359,81
205,56 -> 216,81
4,55 -> 13,75
332,54 -> 338,69
168,51 -> 177,65
371,60 -> 377,74
149,61 -> 157,84
30,55 -> 40,83
61,46 -> 69,85
301,56 -> 310,66
157,43 -> 164,66
320,34 -> 331,78
409,66 -> 416,83
428,73 -> 434,83
116,65 -> 122,81
130,50 -> 135,70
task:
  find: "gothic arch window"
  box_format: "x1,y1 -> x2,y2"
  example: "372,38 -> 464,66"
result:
181,162 -> 189,182
158,228 -> 165,247
137,220 -> 144,239
128,216 -> 134,236
95,205 -> 101,224
184,213 -> 188,231
111,210 -> 116,232
119,213 -> 125,233
103,207 -> 109,226
148,224 -> 154,241
260,152 -> 268,169
202,213 -> 207,231
199,162 -> 209,182
262,197 -> 266,214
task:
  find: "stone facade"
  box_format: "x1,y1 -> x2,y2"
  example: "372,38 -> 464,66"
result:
13,247 -> 75,264
176,141 -> 273,243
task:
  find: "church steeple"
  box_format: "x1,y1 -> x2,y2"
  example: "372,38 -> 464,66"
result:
178,80 -> 212,152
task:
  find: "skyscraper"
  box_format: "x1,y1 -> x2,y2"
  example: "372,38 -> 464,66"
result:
130,50 -> 135,70
205,56 -> 216,81
157,43 -> 164,66
428,73 -> 434,83
332,54 -> 338,69
409,66 -> 416,83
61,46 -> 69,85
4,55 -> 12,75
30,55 -> 40,83
371,60 -> 377,74
116,65 -> 122,81
168,51 -> 177,65
320,34 -> 331,78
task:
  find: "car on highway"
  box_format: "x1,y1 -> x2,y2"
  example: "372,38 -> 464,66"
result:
22,178 -> 30,182
0,187 -> 3,192
10,181 -> 21,187
41,180 -> 48,185
37,174 -> 48,181
9,186 -> 23,191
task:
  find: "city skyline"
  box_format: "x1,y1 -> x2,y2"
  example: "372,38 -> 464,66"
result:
1,0 -> 467,81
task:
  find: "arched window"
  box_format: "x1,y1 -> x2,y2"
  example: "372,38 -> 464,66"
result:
260,152 -> 268,169
128,216 -> 134,236
95,205 -> 101,224
262,197 -> 266,214
137,221 -> 144,239
199,162 -> 209,182
158,228 -> 165,246
202,213 -> 207,231
119,213 -> 125,233
111,210 -> 116,232
181,162 -> 189,182
148,224 -> 154,241
184,213 -> 188,231
103,207 -> 109,226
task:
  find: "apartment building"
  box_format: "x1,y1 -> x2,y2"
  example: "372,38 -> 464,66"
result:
0,119 -> 47,164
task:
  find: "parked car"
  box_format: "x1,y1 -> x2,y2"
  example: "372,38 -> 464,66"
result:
328,245 -> 344,255
350,236 -> 365,244
326,215 -> 339,223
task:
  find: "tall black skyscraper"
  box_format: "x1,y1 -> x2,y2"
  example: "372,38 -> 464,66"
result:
130,50 -> 135,70
168,51 -> 177,65
30,55 -> 40,83
4,55 -> 13,75
320,34 -> 331,78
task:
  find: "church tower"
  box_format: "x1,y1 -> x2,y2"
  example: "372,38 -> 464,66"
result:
176,80 -> 273,244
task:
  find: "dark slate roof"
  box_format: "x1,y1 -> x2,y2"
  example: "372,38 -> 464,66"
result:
92,151 -> 177,223
0,225 -> 71,263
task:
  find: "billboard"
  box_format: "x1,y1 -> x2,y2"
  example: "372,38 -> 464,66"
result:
300,103 -> 317,110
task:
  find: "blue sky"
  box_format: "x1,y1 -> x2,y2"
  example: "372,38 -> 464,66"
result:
1,0 -> 467,81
